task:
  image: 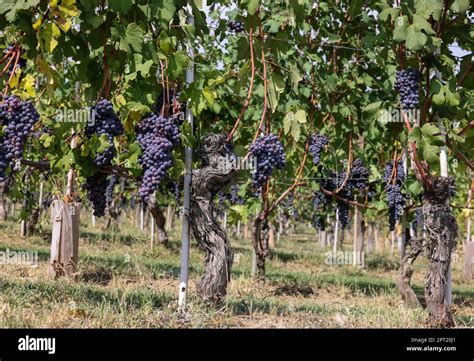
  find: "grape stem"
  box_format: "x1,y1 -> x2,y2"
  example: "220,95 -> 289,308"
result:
159,59 -> 167,116
5,49 -> 21,91
386,150 -> 398,186
457,62 -> 472,87
445,137 -> 474,170
401,110 -> 433,190
228,27 -> 254,141
98,32 -> 110,100
0,45 -> 18,79
457,120 -> 473,136
421,64 -> 431,124
320,188 -> 375,209
254,27 -> 268,141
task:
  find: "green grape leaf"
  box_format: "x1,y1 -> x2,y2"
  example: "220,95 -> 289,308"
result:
267,72 -> 286,112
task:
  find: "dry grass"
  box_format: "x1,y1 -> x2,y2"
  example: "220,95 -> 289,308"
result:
0,217 -> 472,328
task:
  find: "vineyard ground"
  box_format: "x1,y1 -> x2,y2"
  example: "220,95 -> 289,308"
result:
0,216 -> 472,328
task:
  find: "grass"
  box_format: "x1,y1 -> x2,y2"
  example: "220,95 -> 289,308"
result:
0,214 -> 472,328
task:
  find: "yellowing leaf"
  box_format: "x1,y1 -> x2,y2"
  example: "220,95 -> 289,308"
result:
116,94 -> 127,107
202,88 -> 216,107
57,18 -> 71,32
294,109 -> 307,123
20,74 -> 36,97
58,0 -> 79,17
38,22 -> 61,53
32,15 -> 43,30
8,69 -> 21,88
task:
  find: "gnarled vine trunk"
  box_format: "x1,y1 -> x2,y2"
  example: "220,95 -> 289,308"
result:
252,216 -> 270,282
398,176 -> 458,328
399,236 -> 423,308
26,207 -> 40,235
423,177 -> 458,328
190,133 -> 235,304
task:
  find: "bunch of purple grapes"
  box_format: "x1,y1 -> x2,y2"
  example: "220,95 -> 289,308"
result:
228,183 -> 244,204
136,112 -> 180,202
167,180 -> 180,203
217,191 -> 226,209
336,198 -> 350,227
312,190 -> 326,210
84,100 -> 123,216
367,183 -> 376,201
309,134 -> 328,165
313,214 -> 325,231
395,69 -> 420,110
0,95 -> 39,182
347,158 -> 369,191
249,134 -> 286,194
84,173 -> 108,216
383,160 -> 405,184
316,159 -> 369,229
228,20 -> 244,32
383,161 -> 405,230
85,99 -> 124,166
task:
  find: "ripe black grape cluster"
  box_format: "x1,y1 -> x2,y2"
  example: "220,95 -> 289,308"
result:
367,183 -> 376,201
383,161 -> 405,231
228,20 -> 244,32
336,200 -> 350,227
316,158 -> 370,228
84,100 -> 123,217
84,173 -> 108,217
85,99 -> 124,166
167,180 -> 180,203
312,190 -> 327,211
395,69 -> 420,110
136,112 -> 180,202
0,95 -> 39,182
347,158 -> 370,191
309,134 -> 328,165
313,214 -> 325,231
229,183 -> 244,204
249,134 -> 286,195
